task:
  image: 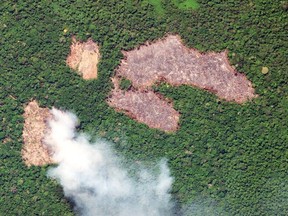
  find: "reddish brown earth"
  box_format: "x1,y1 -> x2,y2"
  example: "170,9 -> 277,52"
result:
66,37 -> 100,80
108,35 -> 257,132
117,35 -> 257,103
21,101 -> 53,166
108,82 -> 179,132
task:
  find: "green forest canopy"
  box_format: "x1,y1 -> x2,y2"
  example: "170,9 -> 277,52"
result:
135,0 -> 199,15
0,0 -> 287,215
173,0 -> 200,10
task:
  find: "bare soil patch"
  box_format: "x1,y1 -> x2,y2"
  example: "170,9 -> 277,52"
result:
108,79 -> 179,132
22,100 -> 53,166
66,37 -> 100,80
117,35 -> 257,103
109,35 -> 257,132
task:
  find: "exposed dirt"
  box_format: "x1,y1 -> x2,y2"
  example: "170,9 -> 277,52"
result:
21,101 -> 53,166
66,36 -> 100,80
108,35 -> 257,132
108,78 -> 179,132
117,35 -> 257,103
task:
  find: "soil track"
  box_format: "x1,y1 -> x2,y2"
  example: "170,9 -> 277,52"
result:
66,37 -> 100,80
109,35 -> 257,132
21,101 -> 53,166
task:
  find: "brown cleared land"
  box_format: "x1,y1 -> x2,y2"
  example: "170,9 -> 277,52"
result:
108,79 -> 179,132
109,35 -> 257,132
117,35 -> 257,103
66,37 -> 100,80
22,101 -> 53,166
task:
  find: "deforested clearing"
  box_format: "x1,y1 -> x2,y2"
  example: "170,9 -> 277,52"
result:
108,35 -> 258,132
21,100 -> 53,166
117,35 -> 257,103
108,85 -> 179,132
66,37 -> 100,80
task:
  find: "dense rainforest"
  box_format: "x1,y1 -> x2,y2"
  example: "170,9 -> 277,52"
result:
0,0 -> 287,215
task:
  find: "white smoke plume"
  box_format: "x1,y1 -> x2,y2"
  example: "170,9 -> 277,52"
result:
44,108 -> 174,216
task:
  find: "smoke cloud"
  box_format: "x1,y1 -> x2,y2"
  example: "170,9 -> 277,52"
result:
44,108 -> 174,216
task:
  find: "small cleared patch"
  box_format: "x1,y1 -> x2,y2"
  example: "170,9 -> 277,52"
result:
66,36 -> 100,80
21,100 -> 53,166
262,66 -> 269,74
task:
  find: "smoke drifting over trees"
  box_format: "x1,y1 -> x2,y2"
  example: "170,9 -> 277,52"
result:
44,108 -> 174,216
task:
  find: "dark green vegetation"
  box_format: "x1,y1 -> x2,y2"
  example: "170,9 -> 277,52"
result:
143,0 -> 165,15
173,0 -> 200,10
1,0 -> 287,215
132,0 -> 199,15
119,78 -> 133,91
